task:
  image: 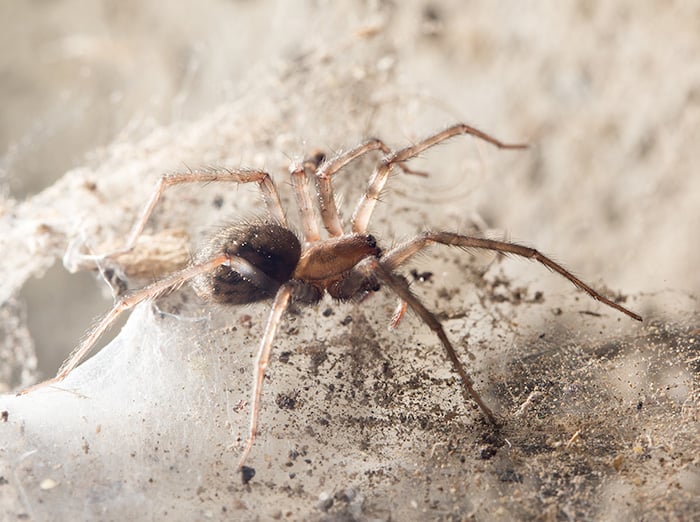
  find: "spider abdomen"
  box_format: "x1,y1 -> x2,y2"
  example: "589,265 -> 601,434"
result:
193,222 -> 301,305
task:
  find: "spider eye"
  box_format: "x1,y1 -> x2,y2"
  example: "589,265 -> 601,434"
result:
364,234 -> 381,258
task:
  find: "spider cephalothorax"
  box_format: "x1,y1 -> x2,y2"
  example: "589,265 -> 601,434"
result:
23,123 -> 642,480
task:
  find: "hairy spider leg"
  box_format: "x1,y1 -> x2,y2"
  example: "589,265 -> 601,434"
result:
350,257 -> 498,424
19,254 -> 273,394
314,139 -> 427,237
334,124 -> 525,326
290,159 -> 322,243
351,123 -> 528,234
237,284 -> 293,470
315,139 -> 394,237
382,231 -> 642,321
345,228 -> 642,426
80,168 -> 287,262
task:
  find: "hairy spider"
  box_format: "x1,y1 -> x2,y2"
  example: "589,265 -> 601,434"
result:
23,123 -> 642,477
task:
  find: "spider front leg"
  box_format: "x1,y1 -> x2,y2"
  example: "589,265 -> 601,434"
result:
351,124 -> 528,234
315,139 -> 395,237
382,232 -> 642,321
290,153 -> 324,243
314,139 -> 429,237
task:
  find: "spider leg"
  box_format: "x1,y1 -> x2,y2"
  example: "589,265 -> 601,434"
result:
356,258 -> 498,425
351,124 -> 528,234
237,284 -> 293,471
19,253 -> 264,394
389,299 -> 408,329
382,232 -> 642,321
78,168 -> 287,263
315,139 -> 438,237
290,157 -> 322,243
314,139 -> 395,237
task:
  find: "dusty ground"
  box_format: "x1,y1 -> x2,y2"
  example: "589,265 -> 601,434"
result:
0,1 -> 698,521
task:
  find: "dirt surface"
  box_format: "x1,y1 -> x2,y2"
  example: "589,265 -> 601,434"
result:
0,2 -> 698,521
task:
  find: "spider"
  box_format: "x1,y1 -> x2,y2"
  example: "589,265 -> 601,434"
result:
23,123 -> 642,478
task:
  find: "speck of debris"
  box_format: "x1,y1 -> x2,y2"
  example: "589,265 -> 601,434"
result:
279,351 -> 292,363
612,454 -> 624,471
212,195 -> 224,208
318,492 -> 334,512
322,307 -> 333,317
36,223 -> 54,234
0,476 -> 8,486
340,315 -> 353,326
410,268 -> 434,282
637,401 -> 643,411
39,478 -> 58,490
276,393 -> 298,410
335,488 -> 356,503
480,446 -> 497,460
241,466 -> 256,485
103,268 -> 128,296
1,410 -> 8,422
498,469 -> 522,483
304,344 -> 328,373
